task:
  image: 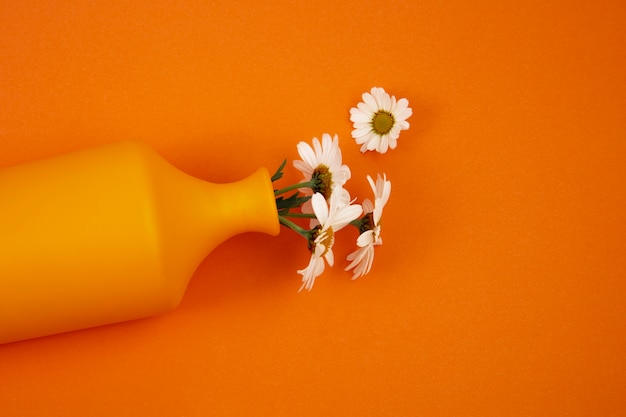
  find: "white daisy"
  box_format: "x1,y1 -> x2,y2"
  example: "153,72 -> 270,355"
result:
292,133 -> 351,202
298,189 -> 362,291
307,186 -> 352,229
345,174 -> 391,279
350,87 -> 412,153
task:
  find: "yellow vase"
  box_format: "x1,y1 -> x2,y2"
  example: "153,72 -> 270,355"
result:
0,141 -> 280,344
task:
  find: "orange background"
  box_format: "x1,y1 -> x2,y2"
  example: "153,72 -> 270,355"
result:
1,1 -> 625,415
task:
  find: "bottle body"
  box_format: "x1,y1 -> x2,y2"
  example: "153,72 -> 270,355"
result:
0,141 -> 279,344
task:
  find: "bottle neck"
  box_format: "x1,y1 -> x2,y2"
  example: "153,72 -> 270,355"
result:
200,167 -> 280,239
151,158 -> 280,283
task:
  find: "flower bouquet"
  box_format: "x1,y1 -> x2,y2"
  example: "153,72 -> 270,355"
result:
273,87 -> 412,290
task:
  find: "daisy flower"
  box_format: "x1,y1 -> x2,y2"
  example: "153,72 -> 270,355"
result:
292,133 -> 351,202
345,173 -> 391,279
349,87 -> 412,154
298,189 -> 362,291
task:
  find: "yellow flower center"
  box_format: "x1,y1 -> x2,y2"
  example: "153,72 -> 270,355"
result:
311,164 -> 333,199
372,111 -> 395,135
309,225 -> 335,256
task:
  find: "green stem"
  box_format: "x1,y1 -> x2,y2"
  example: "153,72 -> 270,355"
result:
279,215 -> 310,239
282,212 -> 317,219
274,180 -> 315,196
350,219 -> 362,228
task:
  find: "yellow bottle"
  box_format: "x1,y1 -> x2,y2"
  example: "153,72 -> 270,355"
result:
0,141 -> 280,344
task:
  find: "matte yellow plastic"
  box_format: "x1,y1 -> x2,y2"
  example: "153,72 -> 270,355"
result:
0,141 -> 280,344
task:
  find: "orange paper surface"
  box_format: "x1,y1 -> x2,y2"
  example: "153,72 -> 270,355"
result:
1,1 -> 625,415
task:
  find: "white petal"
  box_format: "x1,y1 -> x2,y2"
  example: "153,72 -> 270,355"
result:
346,244 -> 366,262
366,136 -> 379,150
367,175 -> 377,196
362,92 -> 378,111
324,187 -> 361,230
293,160 -> 313,177
322,133 -> 339,168
377,136 -> 389,154
371,87 -> 385,105
353,134 -> 369,145
313,241 -> 326,257
372,205 -> 383,226
331,166 -> 351,186
362,198 -> 374,214
334,187 -> 352,205
381,91 -> 391,111
379,175 -> 391,205
353,121 -> 373,129
394,106 -> 413,122
357,101 -> 375,114
350,110 -> 373,124
356,230 -> 375,247
311,193 -> 329,225
388,136 -> 398,150
389,124 -> 402,140
389,95 -> 397,110
395,98 -> 412,114
398,120 -> 410,130
295,142 -> 317,172
311,136 -> 323,159
353,126 -> 373,137
345,244 -> 375,279
331,204 -> 362,231
324,248 -> 334,267
297,255 -> 325,291
369,173 -> 390,202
